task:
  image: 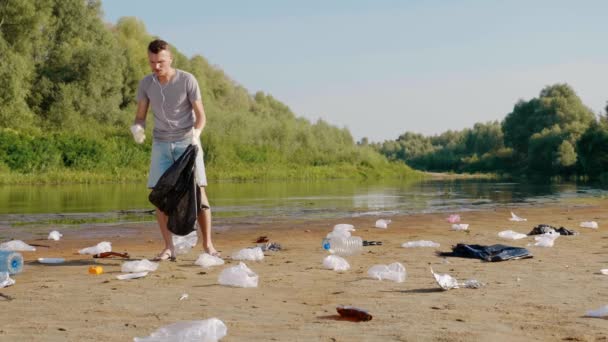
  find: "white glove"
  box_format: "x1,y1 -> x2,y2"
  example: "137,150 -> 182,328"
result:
130,124 -> 145,144
192,127 -> 202,145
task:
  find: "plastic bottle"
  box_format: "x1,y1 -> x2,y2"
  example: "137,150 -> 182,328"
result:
0,250 -> 23,275
322,236 -> 363,256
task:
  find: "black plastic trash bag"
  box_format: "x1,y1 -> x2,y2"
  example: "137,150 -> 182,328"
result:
438,243 -> 533,262
149,144 -> 201,236
528,224 -> 577,236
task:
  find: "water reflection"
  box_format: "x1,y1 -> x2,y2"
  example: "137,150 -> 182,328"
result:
0,179 -> 605,225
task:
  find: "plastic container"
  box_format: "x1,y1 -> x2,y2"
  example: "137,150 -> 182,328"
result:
322,236 -> 363,256
88,266 -> 104,275
0,250 -> 23,275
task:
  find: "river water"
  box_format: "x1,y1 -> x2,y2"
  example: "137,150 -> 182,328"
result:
0,179 -> 606,227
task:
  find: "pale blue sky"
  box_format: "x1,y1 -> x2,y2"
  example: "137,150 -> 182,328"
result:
102,0 -> 608,142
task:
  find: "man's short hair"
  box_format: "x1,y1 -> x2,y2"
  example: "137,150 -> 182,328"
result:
148,39 -> 169,54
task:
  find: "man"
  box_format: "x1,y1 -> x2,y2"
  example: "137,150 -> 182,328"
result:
131,39 -> 218,261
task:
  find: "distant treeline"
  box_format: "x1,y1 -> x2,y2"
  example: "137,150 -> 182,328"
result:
370,84 -> 608,182
0,0 -> 419,184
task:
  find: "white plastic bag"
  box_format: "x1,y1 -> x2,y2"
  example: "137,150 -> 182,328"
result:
446,214 -> 460,223
78,241 -> 111,255
532,232 -> 559,247
0,240 -> 36,252
218,262 -> 258,288
322,255 -> 350,271
121,259 -> 159,273
509,212 -> 527,222
430,267 -> 459,290
375,219 -> 391,229
367,262 -> 406,283
195,253 -> 225,268
134,318 -> 227,342
451,224 -> 469,231
326,224 -> 355,239
0,272 -> 15,288
585,305 -> 608,318
48,230 -> 63,241
498,230 -> 527,240
173,231 -> 198,255
401,240 -> 440,248
580,221 -> 598,229
116,272 -> 148,280
600,269 -> 608,275
231,247 -> 264,261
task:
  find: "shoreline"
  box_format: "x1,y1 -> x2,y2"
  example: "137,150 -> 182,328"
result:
0,202 -> 607,341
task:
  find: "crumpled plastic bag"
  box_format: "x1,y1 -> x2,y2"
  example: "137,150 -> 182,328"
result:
509,212 -> 527,222
498,230 -> 527,240
326,224 -> 355,239
48,230 -> 63,241
401,240 -> 440,248
0,272 -> 15,288
121,259 -> 159,273
218,262 -> 258,288
531,231 -> 559,247
323,255 -> 350,271
78,241 -> 111,255
133,318 -> 227,342
173,231 -> 198,255
585,305 -> 608,318
446,214 -> 461,223
116,272 -> 148,280
375,219 -> 391,229
580,221 -> 598,229
367,262 -> 406,282
451,224 -> 469,231
601,269 -> 608,275
430,267 -> 484,290
195,253 -> 225,268
232,247 -> 264,261
0,240 -> 36,252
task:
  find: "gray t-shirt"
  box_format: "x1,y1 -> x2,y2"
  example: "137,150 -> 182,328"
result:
137,69 -> 202,142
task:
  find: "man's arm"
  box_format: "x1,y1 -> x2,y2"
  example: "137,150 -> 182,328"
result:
191,99 -> 206,131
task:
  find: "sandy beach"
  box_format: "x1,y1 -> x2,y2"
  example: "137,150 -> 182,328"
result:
0,200 -> 607,341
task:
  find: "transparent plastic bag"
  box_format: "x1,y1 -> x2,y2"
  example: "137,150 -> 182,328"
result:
585,305 -> 608,318
121,259 -> 159,273
498,230 -> 527,240
195,253 -> 225,268
173,231 -> 198,255
78,241 -> 111,255
134,318 -> 227,342
580,221 -> 598,229
322,255 -> 350,272
231,247 -> 264,261
446,214 -> 461,223
367,262 -> 406,282
509,212 -> 527,222
401,240 -> 440,248
48,230 -> 63,241
375,219 -> 391,229
218,262 -> 258,288
326,224 -> 355,239
0,272 -> 15,288
451,224 -> 469,231
0,240 -> 36,252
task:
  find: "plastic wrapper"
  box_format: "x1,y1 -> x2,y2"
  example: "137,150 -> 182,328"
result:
322,255 -> 350,272
218,262 -> 258,288
48,230 -> 63,241
585,305 -> 608,318
195,253 -> 225,268
601,269 -> 608,275
498,230 -> 527,240
173,231 -> 198,255
0,240 -> 36,252
580,221 -> 598,229
431,268 -> 484,290
134,318 -> 227,342
78,241 -> 111,255
121,259 -> 159,273
326,224 -> 355,239
367,262 -> 406,282
532,232 -> 559,247
401,240 -> 440,248
446,214 -> 461,223
116,272 -> 148,280
509,212 -> 527,222
0,272 -> 15,288
232,247 -> 264,261
451,224 -> 469,231
374,219 -> 391,229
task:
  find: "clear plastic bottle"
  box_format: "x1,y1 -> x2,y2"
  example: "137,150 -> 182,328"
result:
0,250 -> 23,275
322,236 -> 363,256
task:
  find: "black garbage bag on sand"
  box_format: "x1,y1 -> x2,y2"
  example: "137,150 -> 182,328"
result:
149,144 -> 202,236
438,243 -> 533,262
528,224 -> 577,236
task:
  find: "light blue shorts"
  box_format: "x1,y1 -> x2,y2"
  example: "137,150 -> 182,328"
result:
148,139 -> 207,188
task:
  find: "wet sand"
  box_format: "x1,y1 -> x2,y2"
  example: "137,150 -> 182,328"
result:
0,200 -> 607,341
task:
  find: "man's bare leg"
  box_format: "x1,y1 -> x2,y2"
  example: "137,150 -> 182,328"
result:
197,186 -> 218,255
155,208 -> 175,259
